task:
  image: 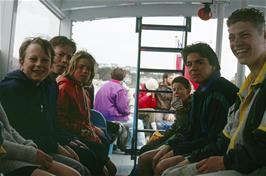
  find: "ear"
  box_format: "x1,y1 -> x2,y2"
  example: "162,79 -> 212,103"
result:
19,59 -> 24,66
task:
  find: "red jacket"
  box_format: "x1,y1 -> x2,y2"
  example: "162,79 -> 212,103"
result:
57,75 -> 102,144
138,83 -> 157,109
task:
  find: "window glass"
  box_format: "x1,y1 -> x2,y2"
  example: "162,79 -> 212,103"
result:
11,0 -> 59,70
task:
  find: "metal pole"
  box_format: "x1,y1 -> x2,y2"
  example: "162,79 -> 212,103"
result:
215,1 -> 225,63
235,0 -> 247,87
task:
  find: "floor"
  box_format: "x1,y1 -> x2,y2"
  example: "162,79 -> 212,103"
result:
110,150 -> 135,176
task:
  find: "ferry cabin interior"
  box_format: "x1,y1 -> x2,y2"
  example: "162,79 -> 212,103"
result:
0,0 -> 266,175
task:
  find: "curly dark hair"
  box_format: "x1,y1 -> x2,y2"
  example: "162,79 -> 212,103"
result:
227,8 -> 265,34
172,76 -> 191,90
181,42 -> 220,71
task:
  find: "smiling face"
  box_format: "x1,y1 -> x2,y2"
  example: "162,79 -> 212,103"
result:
20,43 -> 51,81
186,52 -> 215,84
228,21 -> 266,68
73,58 -> 92,83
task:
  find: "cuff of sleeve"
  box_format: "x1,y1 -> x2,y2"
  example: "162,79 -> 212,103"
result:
223,154 -> 232,170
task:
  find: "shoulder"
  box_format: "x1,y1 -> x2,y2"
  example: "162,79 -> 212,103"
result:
212,77 -> 239,95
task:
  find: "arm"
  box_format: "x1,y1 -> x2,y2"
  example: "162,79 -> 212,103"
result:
169,98 -> 229,156
223,109 -> 266,173
187,103 -> 237,163
57,86 -> 88,134
9,126 -> 38,148
2,140 -> 37,163
115,89 -> 130,115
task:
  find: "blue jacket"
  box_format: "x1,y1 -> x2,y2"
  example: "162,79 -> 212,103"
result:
0,70 -> 58,153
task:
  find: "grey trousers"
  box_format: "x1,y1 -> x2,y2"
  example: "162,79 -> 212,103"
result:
52,153 -> 91,176
162,162 -> 266,176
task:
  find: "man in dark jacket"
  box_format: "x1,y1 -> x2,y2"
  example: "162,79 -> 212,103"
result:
161,8 -> 266,176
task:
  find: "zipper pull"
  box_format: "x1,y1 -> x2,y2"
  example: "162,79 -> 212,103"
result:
40,105 -> 43,112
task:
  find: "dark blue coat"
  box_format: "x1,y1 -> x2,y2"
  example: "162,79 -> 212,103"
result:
0,70 -> 58,153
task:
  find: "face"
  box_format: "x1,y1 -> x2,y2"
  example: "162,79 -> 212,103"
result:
165,74 -> 174,86
228,21 -> 266,68
52,45 -> 74,75
20,43 -> 51,81
172,82 -> 190,103
73,58 -> 92,83
186,52 -> 215,84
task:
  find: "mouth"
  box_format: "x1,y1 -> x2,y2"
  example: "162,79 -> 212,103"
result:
234,48 -> 248,57
56,64 -> 66,70
33,70 -> 45,75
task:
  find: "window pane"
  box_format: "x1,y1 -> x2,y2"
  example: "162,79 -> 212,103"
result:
11,0 -> 60,70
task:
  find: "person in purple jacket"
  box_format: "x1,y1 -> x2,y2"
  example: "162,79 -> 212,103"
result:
95,67 -> 131,150
95,67 -> 130,122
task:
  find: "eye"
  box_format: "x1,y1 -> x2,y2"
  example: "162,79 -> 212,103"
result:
29,57 -> 37,62
229,35 -> 234,42
41,57 -> 50,63
186,62 -> 192,68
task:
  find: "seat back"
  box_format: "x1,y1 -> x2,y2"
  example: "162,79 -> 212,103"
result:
90,109 -> 107,131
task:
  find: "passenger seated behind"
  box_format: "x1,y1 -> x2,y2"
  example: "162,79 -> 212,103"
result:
56,51 -> 117,176
140,76 -> 192,154
0,37 -> 89,176
95,67 -> 145,150
155,73 -> 174,130
137,42 -> 239,176
138,78 -> 159,130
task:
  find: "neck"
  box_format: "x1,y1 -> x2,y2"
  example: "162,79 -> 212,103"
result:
248,52 -> 266,79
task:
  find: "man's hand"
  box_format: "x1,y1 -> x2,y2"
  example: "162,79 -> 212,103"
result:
152,145 -> 172,169
36,149 -> 53,169
196,156 -> 225,174
69,139 -> 89,149
64,145 -> 80,161
57,144 -> 79,161
177,158 -> 190,166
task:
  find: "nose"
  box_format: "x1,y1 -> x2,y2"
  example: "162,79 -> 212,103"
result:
62,55 -> 70,64
189,62 -> 198,71
35,59 -> 42,66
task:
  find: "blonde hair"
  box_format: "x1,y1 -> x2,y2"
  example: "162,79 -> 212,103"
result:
66,51 -> 96,85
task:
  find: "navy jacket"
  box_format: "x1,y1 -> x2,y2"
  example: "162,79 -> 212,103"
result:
0,70 -> 58,153
168,76 -> 239,156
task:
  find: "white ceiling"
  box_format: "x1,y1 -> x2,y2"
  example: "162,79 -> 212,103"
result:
40,0 -> 266,21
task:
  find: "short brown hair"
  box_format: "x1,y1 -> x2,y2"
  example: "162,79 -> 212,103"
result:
50,36 -> 76,54
19,37 -> 55,63
227,8 -> 265,34
111,67 -> 126,81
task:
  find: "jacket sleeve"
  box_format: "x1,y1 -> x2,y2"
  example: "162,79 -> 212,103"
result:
223,109 -> 266,173
187,132 -> 230,162
187,103 -> 237,162
3,140 -> 37,164
9,126 -> 38,148
57,85 -> 87,134
169,96 -> 229,156
115,89 -> 130,115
